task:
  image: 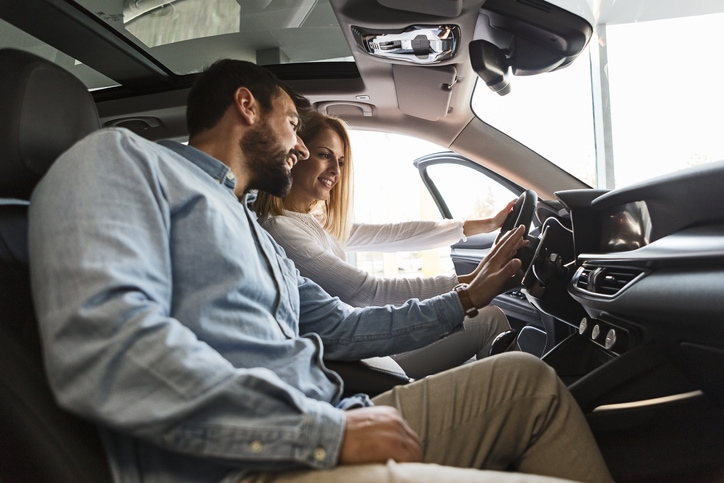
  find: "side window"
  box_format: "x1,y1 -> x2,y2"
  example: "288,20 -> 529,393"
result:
346,131 -> 519,278
347,130 -> 450,277
423,163 -> 518,221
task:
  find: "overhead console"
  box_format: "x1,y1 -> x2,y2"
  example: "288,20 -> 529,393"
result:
334,0 -> 594,121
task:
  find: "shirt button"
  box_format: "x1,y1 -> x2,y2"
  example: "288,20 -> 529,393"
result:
226,171 -> 235,180
313,447 -> 326,461
250,441 -> 263,453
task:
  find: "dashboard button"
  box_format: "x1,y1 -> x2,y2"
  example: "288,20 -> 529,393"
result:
605,329 -> 617,350
579,318 -> 588,335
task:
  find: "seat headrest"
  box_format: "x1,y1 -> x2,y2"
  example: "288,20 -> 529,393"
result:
0,49 -> 101,200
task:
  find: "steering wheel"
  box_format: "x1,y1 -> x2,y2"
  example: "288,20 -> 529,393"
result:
494,189 -> 538,286
495,189 -> 538,244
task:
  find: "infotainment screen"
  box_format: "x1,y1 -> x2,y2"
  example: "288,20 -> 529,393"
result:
600,201 -> 652,252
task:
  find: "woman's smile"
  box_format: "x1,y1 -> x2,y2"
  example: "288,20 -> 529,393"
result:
318,176 -> 335,189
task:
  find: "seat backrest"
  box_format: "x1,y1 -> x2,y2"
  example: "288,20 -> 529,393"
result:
0,48 -> 112,482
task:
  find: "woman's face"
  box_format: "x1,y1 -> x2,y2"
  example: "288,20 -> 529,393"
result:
287,127 -> 345,210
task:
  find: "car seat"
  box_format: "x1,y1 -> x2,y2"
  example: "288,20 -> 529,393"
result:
0,48 -> 113,482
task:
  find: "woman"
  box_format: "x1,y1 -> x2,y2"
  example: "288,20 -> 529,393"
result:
254,110 -> 516,378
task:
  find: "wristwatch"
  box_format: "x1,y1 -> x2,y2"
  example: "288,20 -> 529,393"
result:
454,283 -> 479,318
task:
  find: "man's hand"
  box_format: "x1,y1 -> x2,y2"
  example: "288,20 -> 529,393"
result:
339,406 -> 422,465
466,224 -> 529,308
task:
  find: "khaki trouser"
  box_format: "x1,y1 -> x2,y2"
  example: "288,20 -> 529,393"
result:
392,305 -> 511,379
242,352 -> 613,483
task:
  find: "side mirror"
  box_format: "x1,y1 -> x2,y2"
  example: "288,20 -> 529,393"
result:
469,39 -> 511,96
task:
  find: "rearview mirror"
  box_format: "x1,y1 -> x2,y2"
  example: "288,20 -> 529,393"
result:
470,0 -> 593,96
469,40 -> 511,96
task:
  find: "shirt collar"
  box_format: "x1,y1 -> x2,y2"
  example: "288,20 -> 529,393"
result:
158,140 -> 237,191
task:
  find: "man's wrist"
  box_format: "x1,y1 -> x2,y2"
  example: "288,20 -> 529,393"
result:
454,283 -> 479,318
456,273 -> 472,284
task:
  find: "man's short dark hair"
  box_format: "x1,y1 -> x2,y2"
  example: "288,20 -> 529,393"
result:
186,59 -> 308,138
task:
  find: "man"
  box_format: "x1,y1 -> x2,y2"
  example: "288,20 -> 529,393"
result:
28,59 -> 612,483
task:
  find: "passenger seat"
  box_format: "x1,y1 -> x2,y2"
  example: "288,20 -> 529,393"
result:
0,48 -> 112,482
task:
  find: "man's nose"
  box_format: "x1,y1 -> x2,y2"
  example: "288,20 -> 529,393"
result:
295,135 -> 309,161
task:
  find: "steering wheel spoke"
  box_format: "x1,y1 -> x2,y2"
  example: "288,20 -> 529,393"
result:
495,189 -> 538,273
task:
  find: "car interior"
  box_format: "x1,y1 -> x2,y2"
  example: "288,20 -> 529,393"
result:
1,0 -> 723,482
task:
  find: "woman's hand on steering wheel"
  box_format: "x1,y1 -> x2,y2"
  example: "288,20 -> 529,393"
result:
495,189 -> 537,244
462,200 -> 517,237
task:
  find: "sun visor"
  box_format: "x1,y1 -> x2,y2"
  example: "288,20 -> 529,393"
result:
393,64 -> 456,121
471,0 -> 593,96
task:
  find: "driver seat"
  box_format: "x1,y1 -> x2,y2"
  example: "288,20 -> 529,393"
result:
0,48 -> 113,482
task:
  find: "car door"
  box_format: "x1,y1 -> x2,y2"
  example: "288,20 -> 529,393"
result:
414,151 -> 570,356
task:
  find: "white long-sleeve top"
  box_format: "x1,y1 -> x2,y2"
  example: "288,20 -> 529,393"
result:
261,211 -> 465,307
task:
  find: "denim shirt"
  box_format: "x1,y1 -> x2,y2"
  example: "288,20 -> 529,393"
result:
28,128 -> 465,483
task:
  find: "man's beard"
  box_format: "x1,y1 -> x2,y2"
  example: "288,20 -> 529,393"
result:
241,119 -> 295,197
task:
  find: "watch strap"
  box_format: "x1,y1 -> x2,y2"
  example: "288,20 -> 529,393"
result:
454,283 -> 479,318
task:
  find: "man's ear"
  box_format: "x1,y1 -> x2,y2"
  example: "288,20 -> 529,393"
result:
233,87 -> 259,126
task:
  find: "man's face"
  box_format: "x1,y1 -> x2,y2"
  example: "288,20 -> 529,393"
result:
242,91 -> 308,196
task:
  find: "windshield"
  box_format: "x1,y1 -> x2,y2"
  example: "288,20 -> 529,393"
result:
472,8 -> 724,189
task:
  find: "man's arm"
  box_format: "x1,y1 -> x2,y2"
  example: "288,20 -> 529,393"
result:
295,272 -> 466,361
293,226 -> 527,362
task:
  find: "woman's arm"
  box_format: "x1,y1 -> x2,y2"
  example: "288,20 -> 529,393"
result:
345,219 -> 464,252
345,200 -> 515,252
461,200 -> 516,237
263,216 -> 457,307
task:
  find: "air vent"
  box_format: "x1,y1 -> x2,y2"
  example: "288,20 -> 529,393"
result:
574,266 -> 644,296
575,267 -> 592,291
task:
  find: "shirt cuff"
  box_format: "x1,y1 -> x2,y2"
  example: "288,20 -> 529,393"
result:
295,398 -> 346,469
428,291 -> 466,334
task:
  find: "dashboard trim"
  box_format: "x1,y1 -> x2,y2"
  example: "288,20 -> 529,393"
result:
592,390 -> 704,412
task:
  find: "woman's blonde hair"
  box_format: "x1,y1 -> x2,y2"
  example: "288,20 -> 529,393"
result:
253,110 -> 354,241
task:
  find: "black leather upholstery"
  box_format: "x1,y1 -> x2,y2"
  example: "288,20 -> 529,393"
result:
326,357 -> 410,398
0,49 -> 111,482
0,49 -> 101,199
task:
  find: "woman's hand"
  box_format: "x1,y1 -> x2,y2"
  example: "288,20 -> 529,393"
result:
461,199 -> 517,238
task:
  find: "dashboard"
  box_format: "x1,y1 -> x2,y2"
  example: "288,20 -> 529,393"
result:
520,160 -> 724,412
